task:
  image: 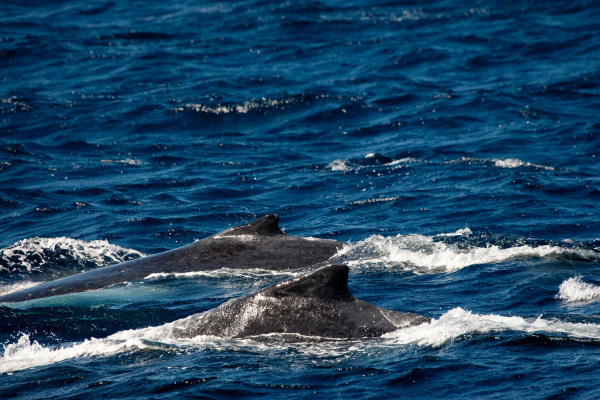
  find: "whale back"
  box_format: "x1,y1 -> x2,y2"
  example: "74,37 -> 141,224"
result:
216,214 -> 284,236
263,264 -> 353,301
0,215 -> 342,303
172,264 -> 430,339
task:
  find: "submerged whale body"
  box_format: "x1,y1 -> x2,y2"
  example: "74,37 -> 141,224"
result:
168,264 -> 430,339
0,215 -> 342,303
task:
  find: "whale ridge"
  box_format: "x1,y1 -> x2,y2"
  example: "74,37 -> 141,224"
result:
266,264 -> 352,300
0,215 -> 342,303
171,264 -> 430,339
219,214 -> 284,236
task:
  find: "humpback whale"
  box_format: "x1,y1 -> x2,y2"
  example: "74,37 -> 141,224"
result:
0,215 -> 342,303
166,264 -> 430,339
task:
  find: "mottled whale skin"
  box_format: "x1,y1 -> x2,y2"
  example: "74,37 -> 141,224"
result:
0,215 -> 342,303
168,264 -> 430,339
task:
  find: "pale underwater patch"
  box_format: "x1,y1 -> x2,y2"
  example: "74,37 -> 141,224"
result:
0,282 -> 41,297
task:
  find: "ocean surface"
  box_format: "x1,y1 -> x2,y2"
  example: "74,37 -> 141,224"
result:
1,0 -> 600,398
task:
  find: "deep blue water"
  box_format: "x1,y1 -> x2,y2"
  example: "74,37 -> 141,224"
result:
1,0 -> 600,398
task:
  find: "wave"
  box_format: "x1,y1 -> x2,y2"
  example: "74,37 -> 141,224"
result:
0,237 -> 144,279
170,95 -> 309,115
326,153 -> 421,172
557,276 -> 600,303
4,307 -> 600,373
144,268 -> 303,281
0,97 -> 34,114
0,334 -> 148,375
383,307 -> 600,347
446,156 -> 557,172
491,157 -> 555,171
332,231 -> 599,274
99,158 -> 144,165
448,156 -> 557,171
326,153 -> 556,173
2,230 -> 597,286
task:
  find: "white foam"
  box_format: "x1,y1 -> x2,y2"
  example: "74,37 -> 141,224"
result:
0,237 -> 145,273
492,158 -> 555,171
435,226 -> 473,237
328,155 -> 555,172
386,157 -> 421,166
172,97 -> 300,114
100,158 -> 143,165
5,307 -> 600,373
0,334 -> 153,374
384,307 -> 600,347
389,9 -> 428,22
443,156 -> 555,171
144,267 -> 302,281
334,233 -> 597,274
350,196 -> 408,206
557,276 -> 600,303
326,159 -> 352,172
326,156 -> 420,173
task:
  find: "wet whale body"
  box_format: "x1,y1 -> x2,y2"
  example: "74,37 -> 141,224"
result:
0,215 -> 342,303
165,264 -> 430,339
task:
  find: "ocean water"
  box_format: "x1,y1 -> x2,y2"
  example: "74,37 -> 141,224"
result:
1,0 -> 600,398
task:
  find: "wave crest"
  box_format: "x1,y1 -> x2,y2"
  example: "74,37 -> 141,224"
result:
171,95 -> 309,115
557,276 -> 600,303
384,307 -> 600,347
334,233 -> 598,274
0,237 -> 144,278
5,307 -> 600,373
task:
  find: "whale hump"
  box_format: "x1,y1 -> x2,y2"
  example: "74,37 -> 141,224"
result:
173,264 -> 430,339
0,214 -> 342,303
220,214 -> 284,236
265,264 -> 352,300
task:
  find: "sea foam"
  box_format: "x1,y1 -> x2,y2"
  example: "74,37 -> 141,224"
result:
0,237 -> 144,274
4,307 -> 600,374
384,307 -> 600,347
557,276 -> 600,303
333,232 -> 597,274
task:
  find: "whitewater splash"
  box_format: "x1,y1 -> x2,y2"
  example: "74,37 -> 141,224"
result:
2,231 -> 596,287
171,96 -> 305,115
4,307 -> 600,374
0,237 -> 144,275
557,276 -> 600,303
492,157 -> 555,171
326,154 -> 555,174
0,334 -> 153,375
383,307 -> 600,347
145,268 -> 303,281
326,154 -> 420,172
333,231 -> 598,274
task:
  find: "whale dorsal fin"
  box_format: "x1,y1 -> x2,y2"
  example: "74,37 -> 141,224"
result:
223,214 -> 284,236
264,264 -> 353,300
